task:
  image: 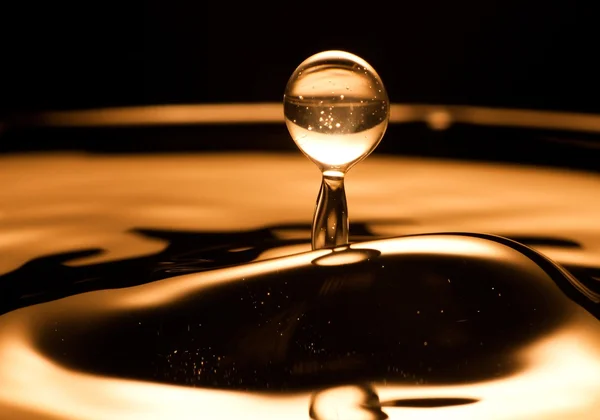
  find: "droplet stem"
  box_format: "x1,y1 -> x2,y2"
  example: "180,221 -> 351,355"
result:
311,173 -> 349,250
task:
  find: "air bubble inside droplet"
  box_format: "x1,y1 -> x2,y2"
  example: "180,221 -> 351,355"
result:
284,50 -> 390,174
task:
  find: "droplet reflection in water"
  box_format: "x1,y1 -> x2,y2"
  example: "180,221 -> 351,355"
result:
309,384 -> 388,420
284,51 -> 390,250
0,233 -> 598,419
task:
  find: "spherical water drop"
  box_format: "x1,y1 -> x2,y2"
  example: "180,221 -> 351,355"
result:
284,51 -> 390,175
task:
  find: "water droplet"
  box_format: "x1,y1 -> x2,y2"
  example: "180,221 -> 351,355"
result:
283,51 -> 391,250
283,50 -> 390,174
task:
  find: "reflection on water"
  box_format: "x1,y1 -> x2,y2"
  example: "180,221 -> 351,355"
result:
0,153 -> 599,419
0,233 -> 598,419
1,153 -> 600,274
34,233 -> 587,388
310,384 -> 388,420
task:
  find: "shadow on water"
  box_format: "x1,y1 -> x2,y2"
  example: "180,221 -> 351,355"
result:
381,397 -> 479,407
0,222 -> 594,392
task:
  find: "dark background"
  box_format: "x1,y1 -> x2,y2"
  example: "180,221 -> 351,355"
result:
1,2 -> 598,115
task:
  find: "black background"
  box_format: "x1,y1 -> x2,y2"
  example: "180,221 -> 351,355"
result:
2,2 -> 598,114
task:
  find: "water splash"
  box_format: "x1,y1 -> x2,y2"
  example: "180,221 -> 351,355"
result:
0,233 -> 598,418
284,51 -> 390,250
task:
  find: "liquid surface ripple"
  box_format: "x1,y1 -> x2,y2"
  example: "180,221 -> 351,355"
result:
0,153 -> 599,419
